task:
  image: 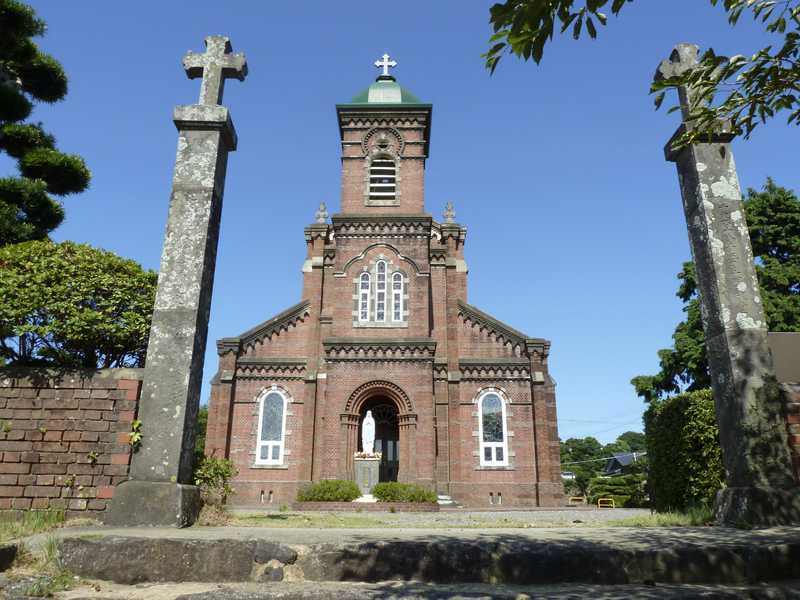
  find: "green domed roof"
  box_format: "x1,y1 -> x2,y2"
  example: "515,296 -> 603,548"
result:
350,75 -> 423,105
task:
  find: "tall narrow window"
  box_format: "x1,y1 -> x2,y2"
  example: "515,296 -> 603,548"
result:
392,272 -> 404,321
478,391 -> 509,466
369,157 -> 396,200
359,272 -> 370,322
256,389 -> 288,465
375,261 -> 386,321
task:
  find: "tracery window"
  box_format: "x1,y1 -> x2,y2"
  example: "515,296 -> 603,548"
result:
255,389 -> 288,465
392,272 -> 404,322
376,261 -> 387,321
369,157 -> 396,201
477,390 -> 509,467
359,272 -> 371,322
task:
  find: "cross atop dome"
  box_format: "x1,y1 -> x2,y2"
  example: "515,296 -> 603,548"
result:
374,53 -> 397,78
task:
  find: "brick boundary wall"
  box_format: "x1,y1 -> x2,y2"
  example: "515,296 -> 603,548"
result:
782,383 -> 800,482
0,367 -> 142,514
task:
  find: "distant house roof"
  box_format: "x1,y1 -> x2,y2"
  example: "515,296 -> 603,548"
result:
602,452 -> 639,475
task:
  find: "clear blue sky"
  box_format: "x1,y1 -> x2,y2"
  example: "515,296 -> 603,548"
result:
15,1 -> 798,443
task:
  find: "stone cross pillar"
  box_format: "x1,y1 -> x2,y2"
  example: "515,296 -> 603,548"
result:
107,36 -> 247,527
657,44 -> 800,526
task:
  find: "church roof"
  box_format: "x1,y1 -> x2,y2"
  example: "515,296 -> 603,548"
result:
346,75 -> 426,106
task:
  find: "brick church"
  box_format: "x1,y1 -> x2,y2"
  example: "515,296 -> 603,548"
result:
205,57 -> 563,507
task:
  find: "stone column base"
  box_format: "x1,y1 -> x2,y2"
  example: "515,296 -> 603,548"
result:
104,480 -> 201,528
714,486 -> 800,527
354,458 -> 380,495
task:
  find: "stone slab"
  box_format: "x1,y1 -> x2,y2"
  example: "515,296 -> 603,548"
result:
55,526 -> 800,586
354,459 -> 379,495
103,480 -> 201,528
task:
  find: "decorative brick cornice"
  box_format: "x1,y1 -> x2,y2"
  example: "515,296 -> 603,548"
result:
323,337 -> 436,362
433,361 -> 448,381
337,242 -> 425,276
331,213 -> 432,239
234,301 -> 311,352
304,224 -> 330,241
458,301 -> 547,354
235,358 -> 307,380
439,222 -> 467,243
459,358 -> 531,381
216,338 -> 241,356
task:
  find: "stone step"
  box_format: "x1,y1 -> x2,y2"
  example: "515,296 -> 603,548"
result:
46,580 -> 800,600
57,530 -> 800,587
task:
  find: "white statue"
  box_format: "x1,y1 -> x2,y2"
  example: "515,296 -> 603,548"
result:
361,410 -> 376,455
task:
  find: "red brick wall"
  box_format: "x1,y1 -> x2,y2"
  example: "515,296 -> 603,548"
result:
0,368 -> 142,513
783,383 -> 800,481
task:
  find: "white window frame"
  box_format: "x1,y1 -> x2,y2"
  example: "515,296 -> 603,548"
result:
255,387 -> 288,466
477,390 -> 509,467
375,260 -> 387,322
359,272 -> 371,322
392,272 -> 404,322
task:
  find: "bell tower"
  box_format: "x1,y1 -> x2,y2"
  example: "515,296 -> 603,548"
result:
336,54 -> 432,214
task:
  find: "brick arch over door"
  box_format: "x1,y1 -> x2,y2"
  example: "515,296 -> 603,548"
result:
339,380 -> 418,482
345,380 -> 414,414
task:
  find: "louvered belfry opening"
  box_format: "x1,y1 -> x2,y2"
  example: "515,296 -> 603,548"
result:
369,157 -> 396,200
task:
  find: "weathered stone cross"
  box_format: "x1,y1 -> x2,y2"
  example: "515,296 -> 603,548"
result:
654,42 -> 700,122
183,35 -> 248,105
374,53 -> 397,77
656,43 -> 800,526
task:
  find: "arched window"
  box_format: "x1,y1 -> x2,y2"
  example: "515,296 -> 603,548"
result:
478,391 -> 508,466
375,261 -> 387,322
256,389 -> 288,465
392,272 -> 404,322
369,157 -> 396,201
359,272 -> 371,322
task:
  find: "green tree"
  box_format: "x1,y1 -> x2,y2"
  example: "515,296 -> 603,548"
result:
631,179 -> 800,401
616,430 -> 646,452
560,435 -> 603,495
0,240 -> 156,368
1,0 -> 90,245
484,1 -> 800,140
194,405 -> 209,468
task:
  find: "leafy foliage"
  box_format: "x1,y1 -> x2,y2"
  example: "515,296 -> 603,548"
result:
0,240 -> 157,368
296,479 -> 362,502
632,180 -> 800,401
644,389 -> 724,512
0,0 -> 89,245
560,430 -> 646,496
371,482 -> 438,503
485,0 -> 800,139
194,455 -> 238,505
194,405 -> 209,468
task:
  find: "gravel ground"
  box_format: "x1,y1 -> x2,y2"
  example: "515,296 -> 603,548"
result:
230,507 -> 652,528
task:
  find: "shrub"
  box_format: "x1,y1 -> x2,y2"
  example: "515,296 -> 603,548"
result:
589,473 -> 647,508
644,388 -> 724,512
194,456 -> 238,506
296,479 -> 361,502
372,482 -> 437,503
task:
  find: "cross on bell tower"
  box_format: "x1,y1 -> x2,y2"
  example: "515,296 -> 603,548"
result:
183,35 -> 248,105
374,53 -> 397,78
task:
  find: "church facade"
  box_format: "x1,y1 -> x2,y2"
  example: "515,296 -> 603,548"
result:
205,60 -> 564,507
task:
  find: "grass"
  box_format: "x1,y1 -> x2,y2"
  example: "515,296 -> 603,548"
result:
0,510 -> 66,543
10,535 -> 77,597
607,505 -> 714,527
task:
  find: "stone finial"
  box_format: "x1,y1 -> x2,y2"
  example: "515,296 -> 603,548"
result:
315,202 -> 329,224
443,201 -> 456,224
654,43 -> 701,122
183,35 -> 248,105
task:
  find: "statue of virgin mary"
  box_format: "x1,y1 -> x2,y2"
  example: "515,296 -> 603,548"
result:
361,410 -> 376,455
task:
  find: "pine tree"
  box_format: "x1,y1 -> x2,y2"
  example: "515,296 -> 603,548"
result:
0,0 -> 90,245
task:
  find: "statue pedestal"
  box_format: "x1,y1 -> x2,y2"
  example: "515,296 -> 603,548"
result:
354,458 -> 380,495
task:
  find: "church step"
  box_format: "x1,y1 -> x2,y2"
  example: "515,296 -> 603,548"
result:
54,580 -> 800,599
57,529 -> 800,587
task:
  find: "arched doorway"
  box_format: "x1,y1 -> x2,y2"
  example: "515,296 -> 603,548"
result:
358,397 -> 399,482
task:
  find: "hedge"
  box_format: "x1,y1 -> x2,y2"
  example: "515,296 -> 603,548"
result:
372,482 -> 437,503
644,389 -> 724,512
296,479 -> 361,502
589,473 -> 647,508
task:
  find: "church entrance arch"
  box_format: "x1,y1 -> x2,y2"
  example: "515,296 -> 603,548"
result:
358,398 -> 399,482
340,381 -> 417,483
